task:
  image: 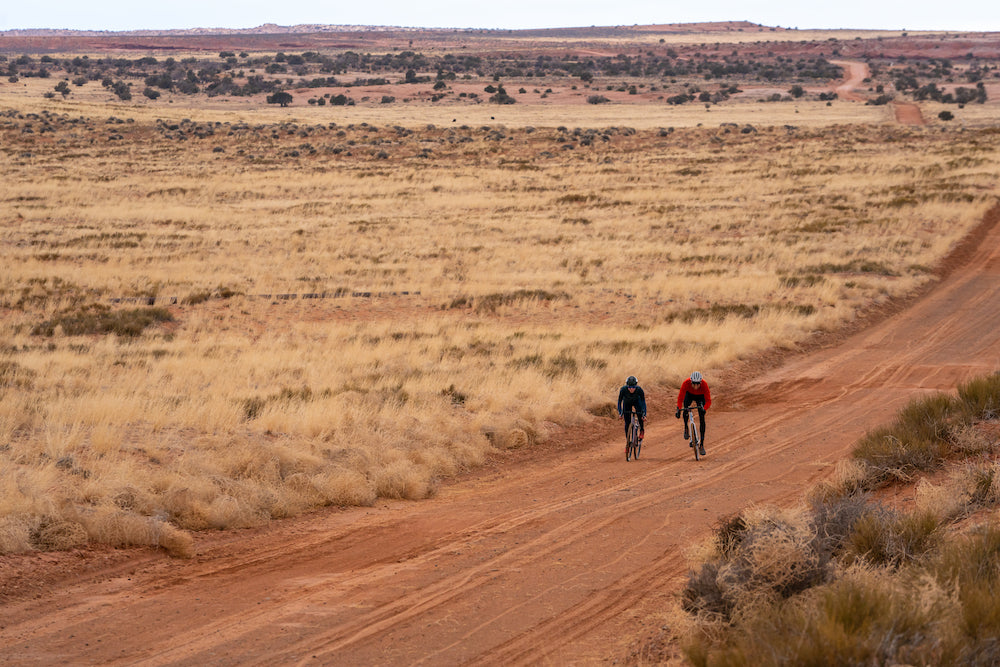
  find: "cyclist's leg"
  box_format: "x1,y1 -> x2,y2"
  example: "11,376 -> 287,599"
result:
638,414 -> 645,439
696,399 -> 707,444
682,395 -> 694,440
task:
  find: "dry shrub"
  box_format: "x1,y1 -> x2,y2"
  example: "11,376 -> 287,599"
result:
504,428 -> 529,450
931,524 -> 1000,662
808,492 -> 870,559
683,507 -> 829,623
227,447 -> 282,485
207,494 -> 259,530
158,522 -> 195,559
685,566 -> 954,666
311,468 -> 377,507
30,516 -> 89,551
484,417 -> 540,450
808,459 -> 876,502
950,422 -> 996,455
990,465 -> 1000,504
77,506 -> 193,557
284,472 -> 328,506
160,483 -> 214,531
915,476 -> 971,521
370,460 -> 437,500
0,515 -> 34,554
951,462 -> 1000,509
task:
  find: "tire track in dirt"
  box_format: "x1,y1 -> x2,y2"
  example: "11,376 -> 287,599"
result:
1,203 -> 998,665
146,456 -> 724,665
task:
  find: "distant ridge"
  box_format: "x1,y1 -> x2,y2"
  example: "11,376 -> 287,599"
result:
0,21 -> 771,38
0,24 -> 418,37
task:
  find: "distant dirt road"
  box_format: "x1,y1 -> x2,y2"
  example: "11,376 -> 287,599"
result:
831,59 -> 870,102
832,60 -> 926,125
2,204 -> 999,665
893,101 -> 927,125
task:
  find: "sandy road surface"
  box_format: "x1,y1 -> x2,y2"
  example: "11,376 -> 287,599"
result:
2,203 -> 1000,665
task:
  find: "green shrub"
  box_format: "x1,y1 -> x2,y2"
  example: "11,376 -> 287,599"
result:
852,393 -> 957,482
956,371 -> 1000,420
847,508 -> 941,567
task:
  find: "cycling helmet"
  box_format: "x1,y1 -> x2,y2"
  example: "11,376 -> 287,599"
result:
626,375 -> 638,387
690,371 -> 703,383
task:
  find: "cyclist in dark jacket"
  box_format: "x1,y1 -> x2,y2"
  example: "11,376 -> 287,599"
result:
618,375 -> 647,442
676,371 -> 710,448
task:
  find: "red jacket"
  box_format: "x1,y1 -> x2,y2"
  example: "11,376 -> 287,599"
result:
677,378 -> 711,409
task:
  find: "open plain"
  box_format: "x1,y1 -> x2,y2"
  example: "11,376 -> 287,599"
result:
1,22 -> 1000,664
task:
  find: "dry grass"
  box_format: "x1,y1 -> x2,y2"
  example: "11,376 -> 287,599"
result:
1,92 -> 998,555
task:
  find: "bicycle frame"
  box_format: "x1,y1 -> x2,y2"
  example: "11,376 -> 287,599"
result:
684,404 -> 705,460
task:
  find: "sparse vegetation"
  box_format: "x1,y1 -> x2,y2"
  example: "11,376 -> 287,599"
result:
679,372 -> 1000,665
0,100 -> 996,557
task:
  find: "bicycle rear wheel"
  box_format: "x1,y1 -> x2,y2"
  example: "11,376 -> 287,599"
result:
626,415 -> 638,461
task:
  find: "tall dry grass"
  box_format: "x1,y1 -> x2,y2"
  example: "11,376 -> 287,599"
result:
1,104 -> 998,555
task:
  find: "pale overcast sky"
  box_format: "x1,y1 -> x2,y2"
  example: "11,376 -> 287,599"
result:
1,0 -> 997,33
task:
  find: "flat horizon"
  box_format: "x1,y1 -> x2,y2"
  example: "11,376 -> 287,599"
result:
2,0 -> 998,34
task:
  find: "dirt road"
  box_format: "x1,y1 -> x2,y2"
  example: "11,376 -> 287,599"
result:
893,101 -> 927,125
832,60 -> 926,125
831,60 -> 870,102
2,203 -> 999,665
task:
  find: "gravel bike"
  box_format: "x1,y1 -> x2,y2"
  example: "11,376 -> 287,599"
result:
685,404 -> 706,461
626,409 -> 641,461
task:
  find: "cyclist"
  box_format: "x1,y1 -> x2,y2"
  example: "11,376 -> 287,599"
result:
676,371 -> 711,452
617,375 -> 647,443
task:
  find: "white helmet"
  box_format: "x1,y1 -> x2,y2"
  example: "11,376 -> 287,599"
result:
690,371 -> 703,383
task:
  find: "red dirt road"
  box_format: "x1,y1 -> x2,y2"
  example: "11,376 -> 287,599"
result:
831,60 -> 870,102
893,101 -> 927,125
832,60 -> 926,125
2,204 -> 1000,665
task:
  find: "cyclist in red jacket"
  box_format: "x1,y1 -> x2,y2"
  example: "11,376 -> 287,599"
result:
675,371 -> 711,450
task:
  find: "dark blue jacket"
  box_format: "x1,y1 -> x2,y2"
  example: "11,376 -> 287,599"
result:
617,385 -> 647,418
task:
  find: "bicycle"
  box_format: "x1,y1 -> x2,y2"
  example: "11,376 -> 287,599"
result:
684,404 -> 706,461
625,409 -> 641,461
